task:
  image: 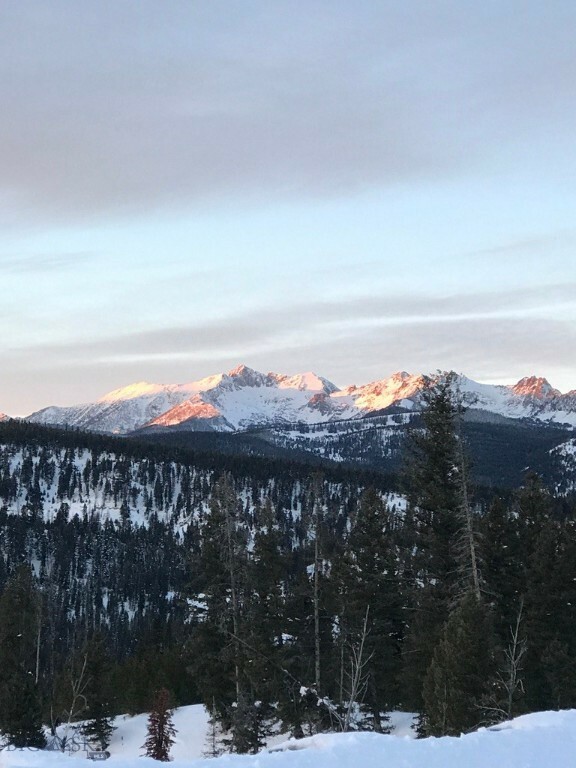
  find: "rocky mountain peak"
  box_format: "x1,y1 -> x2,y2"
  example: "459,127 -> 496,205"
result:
510,376 -> 560,399
226,364 -> 269,388
270,371 -> 338,394
22,366 -> 576,435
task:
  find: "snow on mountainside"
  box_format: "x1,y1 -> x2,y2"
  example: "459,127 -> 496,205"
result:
550,438 -> 576,494
149,365 -> 340,431
25,365 -> 576,435
457,376 -> 576,426
27,375 -> 230,435
334,371 -> 425,412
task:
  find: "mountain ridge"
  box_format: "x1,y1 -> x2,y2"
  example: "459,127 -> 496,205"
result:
22,364 -> 576,436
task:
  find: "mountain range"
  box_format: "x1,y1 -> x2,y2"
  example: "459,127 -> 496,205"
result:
21,364 -> 576,435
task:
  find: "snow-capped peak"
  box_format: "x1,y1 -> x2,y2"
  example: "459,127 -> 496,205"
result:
341,371 -> 425,409
510,376 -> 560,399
190,372 -> 224,391
225,364 -> 269,388
25,366 -> 576,435
99,381 -> 169,403
228,363 -> 255,378
271,371 -> 339,394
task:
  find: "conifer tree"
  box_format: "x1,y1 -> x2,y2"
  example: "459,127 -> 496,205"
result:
143,688 -> 177,761
336,487 -> 402,727
422,591 -> 495,736
541,637 -> 576,709
241,498 -> 286,729
522,520 -> 576,710
0,564 -> 46,748
515,473 -> 552,558
401,372 -> 482,710
479,497 -> 524,641
187,474 -> 252,738
228,694 -> 269,754
203,701 -> 225,758
405,372 -> 464,594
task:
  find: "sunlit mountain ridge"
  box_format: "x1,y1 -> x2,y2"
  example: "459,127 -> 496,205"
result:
21,364 -> 576,435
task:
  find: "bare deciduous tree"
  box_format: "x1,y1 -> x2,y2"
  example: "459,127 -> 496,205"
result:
341,606 -> 374,732
484,600 -> 527,722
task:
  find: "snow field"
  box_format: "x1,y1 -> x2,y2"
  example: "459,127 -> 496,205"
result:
2,708 -> 576,768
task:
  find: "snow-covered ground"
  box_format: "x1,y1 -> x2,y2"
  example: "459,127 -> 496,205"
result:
2,706 -> 576,768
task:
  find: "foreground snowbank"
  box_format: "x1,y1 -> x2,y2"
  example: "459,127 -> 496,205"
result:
2,709 -> 575,768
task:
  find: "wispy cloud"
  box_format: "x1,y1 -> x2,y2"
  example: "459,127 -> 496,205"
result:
3,308 -> 575,417
467,230 -> 576,260
0,252 -> 96,274
6,282 -> 574,371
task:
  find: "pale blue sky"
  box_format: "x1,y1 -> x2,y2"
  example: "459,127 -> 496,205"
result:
1,1 -> 575,414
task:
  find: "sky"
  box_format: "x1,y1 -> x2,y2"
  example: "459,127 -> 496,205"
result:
1,1 -> 576,415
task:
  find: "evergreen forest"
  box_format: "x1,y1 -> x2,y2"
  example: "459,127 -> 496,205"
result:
1,376 -> 576,753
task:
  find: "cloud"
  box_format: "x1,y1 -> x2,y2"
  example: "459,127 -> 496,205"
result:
467,230 -> 576,260
6,281 -> 574,371
0,252 -> 95,274
2,2 -> 576,227
3,305 -> 575,417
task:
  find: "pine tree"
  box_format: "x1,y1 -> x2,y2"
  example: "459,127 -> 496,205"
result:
404,372 -> 464,598
0,564 -> 46,748
515,473 -> 552,558
187,474 -> 253,741
522,520 -> 576,710
335,487 -> 402,727
541,637 -> 576,709
479,496 -> 524,641
143,688 -> 177,761
401,372 -> 481,710
228,694 -> 269,754
241,499 -> 286,734
422,591 -> 495,736
203,701 -> 225,758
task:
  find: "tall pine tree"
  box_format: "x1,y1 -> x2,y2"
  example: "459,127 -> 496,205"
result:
402,372 -> 473,709
0,565 -> 46,748
335,487 -> 403,728
143,688 -> 177,761
422,591 -> 495,736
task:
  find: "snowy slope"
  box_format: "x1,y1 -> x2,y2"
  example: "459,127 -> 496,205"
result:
27,382 -> 196,435
2,708 -> 576,768
0,443 -> 201,526
550,438 -> 576,493
149,366 -> 340,431
333,371 -> 425,414
25,366 -> 576,435
0,705 -> 416,764
458,375 -> 576,427
27,365 -> 342,434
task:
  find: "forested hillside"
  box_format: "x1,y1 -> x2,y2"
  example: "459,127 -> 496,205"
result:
0,378 -> 576,752
133,410 -> 575,490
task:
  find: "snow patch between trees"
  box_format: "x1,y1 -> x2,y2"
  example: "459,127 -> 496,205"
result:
2,707 -> 576,768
